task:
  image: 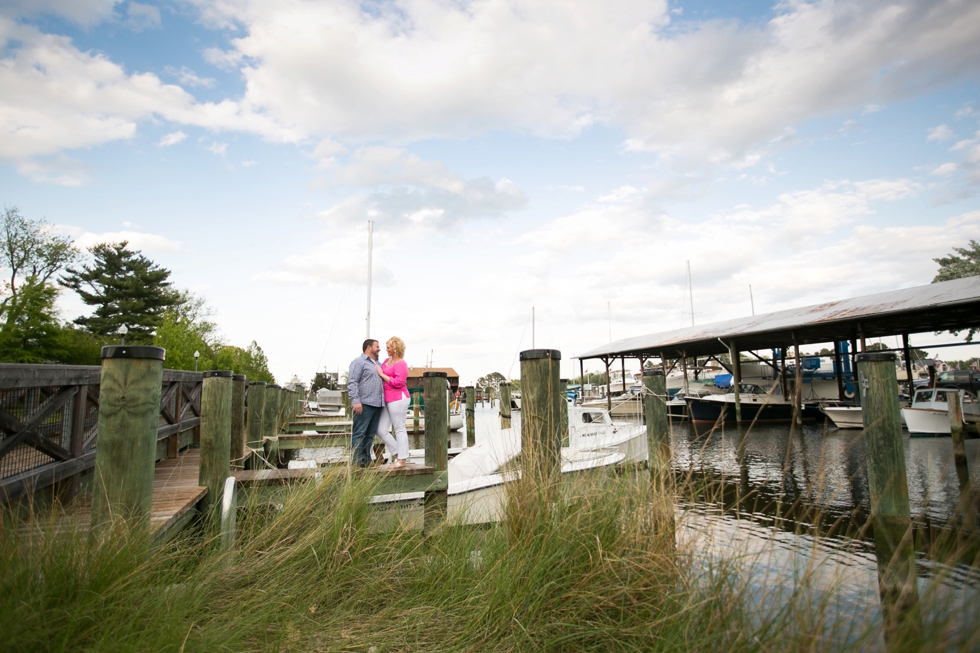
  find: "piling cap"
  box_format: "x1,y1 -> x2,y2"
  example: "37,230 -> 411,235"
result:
642,369 -> 665,377
560,378 -> 569,383
519,349 -> 561,361
268,384 -> 281,389
248,381 -> 266,387
422,371 -> 447,378
233,374 -> 247,381
499,381 -> 510,387
856,352 -> 896,363
101,345 -> 165,361
203,370 -> 233,378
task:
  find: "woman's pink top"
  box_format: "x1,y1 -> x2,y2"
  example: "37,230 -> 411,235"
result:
382,359 -> 409,402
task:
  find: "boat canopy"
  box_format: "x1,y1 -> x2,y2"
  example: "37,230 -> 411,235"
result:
576,276 -> 980,360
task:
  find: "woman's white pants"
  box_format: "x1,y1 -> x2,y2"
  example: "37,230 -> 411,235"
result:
377,396 -> 410,460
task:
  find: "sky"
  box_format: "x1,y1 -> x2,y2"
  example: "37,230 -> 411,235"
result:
2,0 -> 980,385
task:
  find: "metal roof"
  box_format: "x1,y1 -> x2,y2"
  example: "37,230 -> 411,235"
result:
576,276 -> 980,360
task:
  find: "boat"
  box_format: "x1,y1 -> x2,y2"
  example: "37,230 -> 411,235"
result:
684,384 -> 798,424
372,403 -> 645,524
311,388 -> 345,417
901,388 -> 979,436
510,390 -> 522,411
404,410 -> 464,433
819,405 -> 865,429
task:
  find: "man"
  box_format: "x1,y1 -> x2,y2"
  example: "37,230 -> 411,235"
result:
348,338 -> 384,467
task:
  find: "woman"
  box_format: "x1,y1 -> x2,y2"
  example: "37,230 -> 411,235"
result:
374,336 -> 410,468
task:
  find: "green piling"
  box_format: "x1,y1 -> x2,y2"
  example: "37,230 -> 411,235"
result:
199,370 -> 233,514
857,352 -> 922,649
422,371 -> 449,532
465,385 -> 475,447
520,349 -> 562,485
90,345 -> 165,529
559,378 -> 569,447
230,374 -> 246,470
499,382 -> 512,429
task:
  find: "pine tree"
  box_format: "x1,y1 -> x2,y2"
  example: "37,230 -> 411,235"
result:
932,239 -> 980,342
61,241 -> 180,342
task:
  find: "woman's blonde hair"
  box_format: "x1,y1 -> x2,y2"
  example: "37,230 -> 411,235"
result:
387,336 -> 405,359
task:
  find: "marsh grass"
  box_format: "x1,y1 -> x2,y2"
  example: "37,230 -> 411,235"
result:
2,456 -> 978,652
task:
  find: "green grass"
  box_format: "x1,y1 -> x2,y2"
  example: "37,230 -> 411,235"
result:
1,465 -> 978,652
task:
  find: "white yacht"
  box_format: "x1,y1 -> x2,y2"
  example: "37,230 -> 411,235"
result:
901,388 -> 979,436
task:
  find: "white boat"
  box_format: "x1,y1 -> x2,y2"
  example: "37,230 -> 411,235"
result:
820,405 -> 865,429
372,404 -> 645,525
404,410 -> 464,433
313,388 -> 346,417
901,388 -> 979,436
510,391 -> 522,411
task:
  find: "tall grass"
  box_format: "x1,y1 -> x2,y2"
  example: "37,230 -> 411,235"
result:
1,461 -> 978,652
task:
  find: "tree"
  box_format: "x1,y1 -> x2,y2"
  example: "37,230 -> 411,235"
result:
1,206 -> 78,312
154,290 -> 221,370
61,241 -> 180,342
932,240 -> 980,342
476,372 -> 506,399
214,342 -> 275,383
310,372 -> 338,393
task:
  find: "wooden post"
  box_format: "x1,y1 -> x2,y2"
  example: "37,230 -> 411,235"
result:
680,350 -> 689,397
464,385 -> 475,447
499,382 -> 512,429
834,341 -> 846,401
728,341 -> 742,424
520,349 -> 562,485
779,346 -> 788,402
65,384 -> 88,499
559,379 -> 569,447
642,370 -> 671,491
850,338 -> 860,405
422,372 -> 449,532
230,375 -> 246,471
902,334 -> 914,400
412,390 -> 421,435
246,382 -> 266,450
604,357 -> 612,412
857,352 -> 922,648
263,385 -> 280,467
168,382 -> 181,459
579,359 -> 585,402
90,345 -> 165,529
792,332 -> 803,425
341,390 -> 351,419
199,370 -> 233,515
948,391 -> 970,490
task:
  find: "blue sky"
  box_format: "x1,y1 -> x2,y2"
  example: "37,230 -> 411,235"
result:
2,0 -> 979,383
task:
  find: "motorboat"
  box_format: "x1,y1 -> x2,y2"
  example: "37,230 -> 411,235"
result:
510,391 -> 522,411
819,405 -> 865,429
372,403 -> 645,524
901,388 -> 979,436
313,388 -> 346,417
684,384 -> 797,424
404,410 -> 464,433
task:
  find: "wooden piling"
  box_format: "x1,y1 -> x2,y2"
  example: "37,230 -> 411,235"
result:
857,352 -> 922,648
464,385 -> 475,447
728,341 -> 742,424
412,390 -> 421,435
199,370 -> 233,514
520,349 -> 562,484
948,391 -> 970,489
422,371 -> 449,532
641,370 -> 671,492
230,374 -> 246,470
90,345 -> 165,528
246,382 -> 266,450
559,378 -> 569,447
792,333 -> 803,425
499,382 -> 512,429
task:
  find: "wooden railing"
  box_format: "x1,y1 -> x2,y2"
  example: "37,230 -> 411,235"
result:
0,364 -> 203,502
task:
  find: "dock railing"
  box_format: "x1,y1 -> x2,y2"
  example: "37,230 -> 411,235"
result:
0,363 -> 203,503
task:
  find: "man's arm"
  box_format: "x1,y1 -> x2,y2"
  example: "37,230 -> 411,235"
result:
347,359 -> 362,405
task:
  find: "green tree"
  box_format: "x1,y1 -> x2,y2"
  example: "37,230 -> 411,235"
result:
214,342 -> 275,383
310,372 -> 338,393
154,290 -> 221,370
1,206 -> 78,312
476,372 -> 506,399
932,239 -> 980,341
0,279 -> 63,362
61,241 -> 180,342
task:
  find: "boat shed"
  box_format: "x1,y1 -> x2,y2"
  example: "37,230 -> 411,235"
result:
575,276 -> 980,415
577,276 -> 980,362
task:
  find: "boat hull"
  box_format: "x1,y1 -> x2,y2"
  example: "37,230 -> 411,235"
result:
685,396 -> 796,424
820,406 -> 864,429
901,407 -> 951,436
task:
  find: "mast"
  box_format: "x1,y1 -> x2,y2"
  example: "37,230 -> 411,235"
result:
686,260 -> 695,327
366,220 -> 373,338
749,284 -> 755,316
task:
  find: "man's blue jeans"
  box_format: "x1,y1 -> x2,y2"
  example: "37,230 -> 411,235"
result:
351,404 -> 383,467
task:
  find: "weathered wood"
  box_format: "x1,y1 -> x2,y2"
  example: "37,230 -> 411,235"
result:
0,452 -> 97,502
464,386 -> 475,447
857,352 -> 922,648
520,349 -> 562,484
246,382 -> 266,450
155,418 -> 201,440
0,385 -> 79,459
264,386 -> 280,440
412,390 -> 421,435
66,383 -> 89,497
642,370 -> 671,492
91,346 -> 165,528
499,382 -> 512,429
422,371 -> 449,532
199,371 -> 233,514
0,364 -> 101,389
948,391 -> 970,490
231,375 -> 246,469
792,332 -> 803,425
559,379 -> 569,447
728,341 -> 742,424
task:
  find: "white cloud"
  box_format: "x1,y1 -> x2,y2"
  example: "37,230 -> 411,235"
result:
157,130 -> 187,147
862,104 -> 884,115
207,141 -> 228,155
930,162 -> 957,175
179,0 -> 980,166
164,66 -> 215,88
927,124 -> 953,142
16,154 -> 91,186
3,0 -> 121,26
124,2 -> 161,31
597,186 -> 641,203
950,131 -> 980,151
241,159 -> 258,167
202,47 -> 244,71
70,229 -> 182,253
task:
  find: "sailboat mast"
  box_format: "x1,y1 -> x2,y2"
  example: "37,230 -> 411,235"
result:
686,260 -> 694,327
749,284 -> 755,316
366,220 -> 373,338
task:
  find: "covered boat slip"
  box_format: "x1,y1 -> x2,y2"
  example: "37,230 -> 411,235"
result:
575,276 -> 980,421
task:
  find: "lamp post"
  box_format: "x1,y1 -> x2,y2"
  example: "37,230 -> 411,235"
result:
194,350 -> 200,372
117,324 -> 128,345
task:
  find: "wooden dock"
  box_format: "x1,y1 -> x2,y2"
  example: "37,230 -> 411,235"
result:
67,449 -> 206,542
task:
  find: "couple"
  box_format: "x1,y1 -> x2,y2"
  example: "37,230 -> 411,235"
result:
347,337 -> 411,468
